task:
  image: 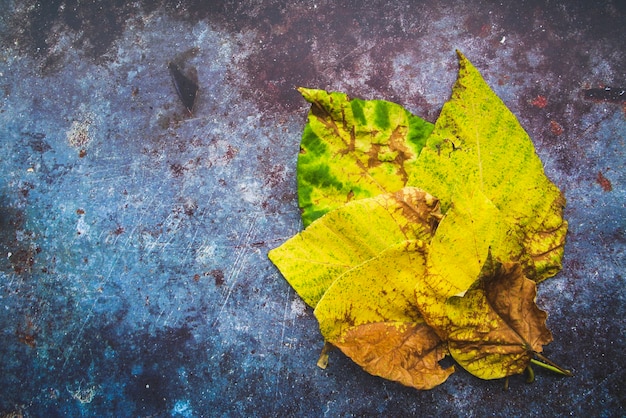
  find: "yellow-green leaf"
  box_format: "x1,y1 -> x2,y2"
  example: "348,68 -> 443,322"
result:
314,240 -> 427,341
445,262 -> 553,379
415,188 -> 520,337
269,51 -> 570,391
297,88 -> 434,227
313,240 -> 453,390
407,51 -> 567,282
268,188 -> 441,308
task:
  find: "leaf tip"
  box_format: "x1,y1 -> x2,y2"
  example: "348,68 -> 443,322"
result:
298,86 -> 321,103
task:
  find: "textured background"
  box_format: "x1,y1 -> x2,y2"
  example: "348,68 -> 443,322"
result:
0,1 -> 624,416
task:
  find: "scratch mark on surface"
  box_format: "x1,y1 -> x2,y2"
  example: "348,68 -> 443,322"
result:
185,207 -> 208,251
574,368 -> 620,405
274,286 -> 291,404
212,214 -> 258,327
62,249 -> 122,369
61,194 -> 157,369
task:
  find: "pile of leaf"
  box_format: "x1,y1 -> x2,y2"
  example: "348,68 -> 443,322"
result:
269,51 -> 570,390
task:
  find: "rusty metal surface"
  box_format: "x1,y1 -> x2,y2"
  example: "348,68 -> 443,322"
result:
0,1 -> 624,416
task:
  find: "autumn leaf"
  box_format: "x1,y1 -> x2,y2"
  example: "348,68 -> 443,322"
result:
268,188 -> 442,308
406,51 -> 567,283
445,262 -> 553,379
313,240 -> 454,390
314,240 -> 427,341
415,187 -> 520,337
297,88 -> 434,227
334,322 -> 452,390
268,51 -> 570,390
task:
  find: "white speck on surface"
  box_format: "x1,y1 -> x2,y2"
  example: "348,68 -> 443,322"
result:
290,297 -> 307,317
77,216 -> 90,236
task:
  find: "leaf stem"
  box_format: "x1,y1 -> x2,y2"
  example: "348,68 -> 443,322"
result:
525,363 -> 535,383
531,353 -> 573,377
317,341 -> 333,369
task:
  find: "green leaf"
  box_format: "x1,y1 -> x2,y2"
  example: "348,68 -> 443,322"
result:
268,188 -> 442,308
297,88 -> 434,227
407,51 -> 567,282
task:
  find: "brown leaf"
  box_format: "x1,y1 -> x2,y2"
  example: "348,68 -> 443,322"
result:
334,321 -> 453,390
445,262 -> 553,379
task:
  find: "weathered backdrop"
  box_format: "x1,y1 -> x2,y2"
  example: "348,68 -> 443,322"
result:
0,0 -> 624,416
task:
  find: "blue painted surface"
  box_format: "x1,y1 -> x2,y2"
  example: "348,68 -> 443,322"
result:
0,1 -> 624,416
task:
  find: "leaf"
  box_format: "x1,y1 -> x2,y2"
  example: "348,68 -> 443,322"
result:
268,188 -> 442,308
406,51 -> 567,282
415,187 -> 519,337
424,188 -> 512,297
269,51 -> 570,390
314,240 -> 427,341
297,88 -> 434,227
333,322 -> 453,390
313,241 -> 454,390
444,262 -> 553,379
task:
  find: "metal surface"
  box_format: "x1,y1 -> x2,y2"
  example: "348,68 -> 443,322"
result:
0,1 -> 624,416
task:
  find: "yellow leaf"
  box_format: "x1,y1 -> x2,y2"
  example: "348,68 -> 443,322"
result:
407,51 -> 567,283
415,188 -> 521,337
314,240 -> 427,342
314,241 -> 453,390
268,188 -> 441,308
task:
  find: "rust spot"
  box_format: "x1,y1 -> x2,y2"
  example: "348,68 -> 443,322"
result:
79,149 -> 87,158
549,120 -> 564,136
193,274 -> 200,282
224,144 -> 238,162
263,164 -> 286,187
596,171 -> 612,192
19,182 -> 34,198
9,247 -> 37,275
16,317 -> 37,348
66,117 -> 94,148
169,163 -> 186,177
76,208 -> 85,215
531,95 -> 548,108
208,269 -> 225,286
